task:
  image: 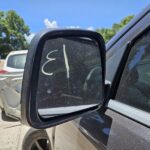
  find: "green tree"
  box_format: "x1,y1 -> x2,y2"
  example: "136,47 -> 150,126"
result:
0,10 -> 30,58
96,15 -> 134,43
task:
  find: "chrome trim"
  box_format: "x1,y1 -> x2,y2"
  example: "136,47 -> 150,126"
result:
108,99 -> 150,127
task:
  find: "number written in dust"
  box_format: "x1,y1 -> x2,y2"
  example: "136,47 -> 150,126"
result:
41,44 -> 70,78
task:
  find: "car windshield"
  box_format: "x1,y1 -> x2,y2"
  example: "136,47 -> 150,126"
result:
7,54 -> 27,69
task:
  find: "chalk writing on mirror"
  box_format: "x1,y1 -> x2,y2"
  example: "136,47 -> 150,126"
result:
41,44 -> 70,78
41,49 -> 58,76
63,44 -> 70,79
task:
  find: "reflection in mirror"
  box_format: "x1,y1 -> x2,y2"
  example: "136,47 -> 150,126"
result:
36,36 -> 103,117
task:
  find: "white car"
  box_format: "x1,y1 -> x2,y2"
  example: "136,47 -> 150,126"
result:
2,50 -> 28,73
0,50 -> 28,119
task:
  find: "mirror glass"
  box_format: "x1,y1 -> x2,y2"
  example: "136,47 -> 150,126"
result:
36,36 -> 103,117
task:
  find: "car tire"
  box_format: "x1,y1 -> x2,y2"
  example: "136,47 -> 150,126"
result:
22,129 -> 52,150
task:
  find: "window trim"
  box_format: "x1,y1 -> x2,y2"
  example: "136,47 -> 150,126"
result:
108,99 -> 150,127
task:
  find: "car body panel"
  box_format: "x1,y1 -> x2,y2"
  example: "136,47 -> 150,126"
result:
54,106 -> 150,150
0,73 -> 23,119
54,121 -> 97,150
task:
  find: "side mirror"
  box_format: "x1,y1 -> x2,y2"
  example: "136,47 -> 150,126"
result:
21,29 -> 106,129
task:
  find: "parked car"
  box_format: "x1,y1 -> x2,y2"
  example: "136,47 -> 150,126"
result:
0,50 -> 27,73
0,50 -> 27,119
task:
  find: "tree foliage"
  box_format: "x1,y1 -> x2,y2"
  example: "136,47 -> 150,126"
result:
0,10 -> 30,58
96,15 -> 134,43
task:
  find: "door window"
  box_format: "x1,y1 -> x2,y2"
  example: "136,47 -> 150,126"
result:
116,30 -> 150,113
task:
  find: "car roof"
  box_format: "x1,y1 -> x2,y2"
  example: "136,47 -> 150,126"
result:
106,4 -> 150,51
8,50 -> 28,55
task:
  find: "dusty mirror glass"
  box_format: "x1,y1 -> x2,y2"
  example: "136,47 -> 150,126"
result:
36,36 -> 103,117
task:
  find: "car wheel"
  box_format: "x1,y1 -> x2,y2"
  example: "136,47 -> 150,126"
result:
22,129 -> 52,150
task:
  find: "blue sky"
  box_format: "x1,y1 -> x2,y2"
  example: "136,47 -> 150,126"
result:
0,0 -> 150,41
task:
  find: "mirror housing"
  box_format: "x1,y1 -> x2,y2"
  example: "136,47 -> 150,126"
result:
21,29 -> 106,129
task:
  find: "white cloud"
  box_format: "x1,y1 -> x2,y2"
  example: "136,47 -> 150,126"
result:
67,25 -> 94,30
25,33 -> 35,43
44,19 -> 58,29
43,18 -> 94,31
67,25 -> 80,29
87,26 -> 94,31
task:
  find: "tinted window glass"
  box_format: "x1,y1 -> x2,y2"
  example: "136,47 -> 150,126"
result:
7,54 -> 27,69
116,30 -> 150,113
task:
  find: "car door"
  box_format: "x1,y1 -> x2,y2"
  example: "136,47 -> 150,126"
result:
106,27 -> 150,150
53,12 -> 150,150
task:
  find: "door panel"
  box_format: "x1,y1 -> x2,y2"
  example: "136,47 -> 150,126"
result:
55,108 -> 150,150
105,109 -> 150,150
54,121 -> 97,150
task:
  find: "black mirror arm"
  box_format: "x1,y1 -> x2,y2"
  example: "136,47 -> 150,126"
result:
102,83 -> 111,106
